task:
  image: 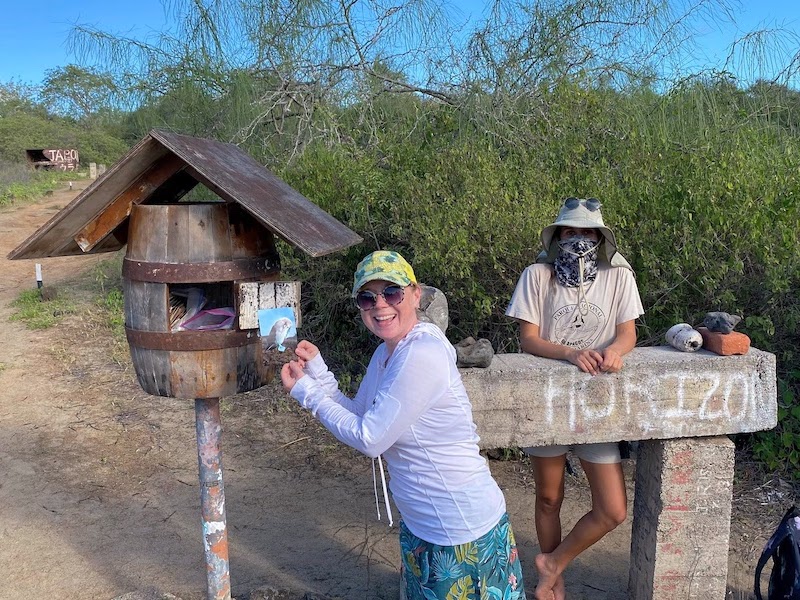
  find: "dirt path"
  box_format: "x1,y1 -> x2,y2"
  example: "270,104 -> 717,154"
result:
0,185 -> 789,600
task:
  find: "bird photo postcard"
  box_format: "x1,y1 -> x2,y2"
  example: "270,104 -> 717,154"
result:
258,307 -> 298,352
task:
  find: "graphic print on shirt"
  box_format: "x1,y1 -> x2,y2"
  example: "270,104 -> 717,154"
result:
552,301 -> 606,349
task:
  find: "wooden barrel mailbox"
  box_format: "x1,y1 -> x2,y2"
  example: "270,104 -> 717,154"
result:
123,203 -> 280,399
8,129 -> 363,401
9,129 -> 363,600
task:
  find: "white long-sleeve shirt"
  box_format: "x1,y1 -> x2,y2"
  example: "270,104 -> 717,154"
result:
290,322 -> 506,545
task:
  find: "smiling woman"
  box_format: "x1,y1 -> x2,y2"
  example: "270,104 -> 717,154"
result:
280,250 -> 529,600
351,252 -> 422,354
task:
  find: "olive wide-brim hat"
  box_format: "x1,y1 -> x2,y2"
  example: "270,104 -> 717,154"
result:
537,199 -> 632,270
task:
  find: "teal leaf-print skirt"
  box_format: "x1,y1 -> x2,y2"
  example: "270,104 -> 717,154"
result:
400,513 -> 526,600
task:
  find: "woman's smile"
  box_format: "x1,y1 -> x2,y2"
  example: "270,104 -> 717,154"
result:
359,280 -> 420,352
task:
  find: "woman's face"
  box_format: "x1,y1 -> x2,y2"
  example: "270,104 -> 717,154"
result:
559,226 -> 599,241
358,280 -> 420,352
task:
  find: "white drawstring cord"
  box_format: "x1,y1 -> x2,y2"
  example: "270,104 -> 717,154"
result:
371,458 -> 380,520
576,255 -> 589,316
371,455 -> 394,527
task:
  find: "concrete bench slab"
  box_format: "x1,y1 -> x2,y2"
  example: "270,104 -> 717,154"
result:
461,346 -> 777,449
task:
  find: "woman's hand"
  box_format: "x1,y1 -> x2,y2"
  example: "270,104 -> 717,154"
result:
281,360 -> 307,392
568,348 -> 603,375
600,348 -> 624,373
294,340 -> 320,362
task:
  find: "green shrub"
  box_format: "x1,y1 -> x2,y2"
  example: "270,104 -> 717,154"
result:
10,289 -> 75,329
275,79 -> 800,479
0,160 -> 79,207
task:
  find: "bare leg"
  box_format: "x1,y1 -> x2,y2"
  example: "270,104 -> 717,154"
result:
544,460 -> 627,580
532,455 -> 567,600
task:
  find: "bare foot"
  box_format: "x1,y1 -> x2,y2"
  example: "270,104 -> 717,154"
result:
554,574 -> 566,600
534,553 -> 559,600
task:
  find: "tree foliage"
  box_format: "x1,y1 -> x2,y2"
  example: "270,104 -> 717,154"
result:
40,65 -> 119,121
0,81 -> 128,165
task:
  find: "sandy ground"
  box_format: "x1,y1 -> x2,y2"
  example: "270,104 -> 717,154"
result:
0,183 -> 793,600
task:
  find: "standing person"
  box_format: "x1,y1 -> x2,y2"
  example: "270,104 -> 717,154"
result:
281,250 -> 527,600
506,197 -> 644,600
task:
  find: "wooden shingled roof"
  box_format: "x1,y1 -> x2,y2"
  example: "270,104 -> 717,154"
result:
9,129 -> 362,260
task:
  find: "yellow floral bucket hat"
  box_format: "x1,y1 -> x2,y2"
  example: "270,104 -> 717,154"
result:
352,250 -> 417,296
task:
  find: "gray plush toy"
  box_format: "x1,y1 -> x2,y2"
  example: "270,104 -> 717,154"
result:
702,311 -> 742,334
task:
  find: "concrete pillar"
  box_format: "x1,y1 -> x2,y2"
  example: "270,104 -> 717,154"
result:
89,162 -> 97,179
629,436 -> 735,600
98,164 -> 107,177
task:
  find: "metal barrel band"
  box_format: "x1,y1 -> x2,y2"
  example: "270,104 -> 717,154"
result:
125,327 -> 257,351
122,256 -> 279,283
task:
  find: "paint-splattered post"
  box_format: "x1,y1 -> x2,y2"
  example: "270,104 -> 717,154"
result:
196,399 -> 230,600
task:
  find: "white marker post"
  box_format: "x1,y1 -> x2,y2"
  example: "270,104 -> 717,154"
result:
35,263 -> 43,289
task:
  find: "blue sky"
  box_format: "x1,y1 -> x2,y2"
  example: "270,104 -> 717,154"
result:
1,0 -> 798,86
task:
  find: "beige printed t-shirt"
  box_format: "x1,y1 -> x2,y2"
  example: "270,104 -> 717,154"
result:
506,263 -> 644,350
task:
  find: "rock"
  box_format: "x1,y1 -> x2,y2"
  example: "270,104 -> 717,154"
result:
455,336 -> 494,368
40,286 -> 59,301
665,323 -> 703,352
698,327 -> 751,356
702,311 -> 742,334
417,285 -> 448,333
111,592 -> 181,600
249,586 -> 341,600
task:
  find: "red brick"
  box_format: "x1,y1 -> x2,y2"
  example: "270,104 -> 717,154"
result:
698,327 -> 751,355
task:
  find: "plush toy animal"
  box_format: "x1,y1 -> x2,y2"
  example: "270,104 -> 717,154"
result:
703,312 -> 742,334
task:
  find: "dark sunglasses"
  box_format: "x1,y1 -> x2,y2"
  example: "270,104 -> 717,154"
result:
355,285 -> 406,310
564,197 -> 601,211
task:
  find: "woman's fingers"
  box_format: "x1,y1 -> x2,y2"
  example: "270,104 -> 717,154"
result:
575,349 -> 602,375
280,362 -> 295,391
281,360 -> 307,391
295,340 -> 320,361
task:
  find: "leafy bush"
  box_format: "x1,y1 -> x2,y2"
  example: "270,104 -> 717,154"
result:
275,79 -> 799,477
0,160 -> 78,206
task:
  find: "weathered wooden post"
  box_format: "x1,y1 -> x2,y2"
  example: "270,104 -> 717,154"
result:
9,129 -> 362,599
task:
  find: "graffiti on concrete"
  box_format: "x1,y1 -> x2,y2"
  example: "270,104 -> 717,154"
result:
541,369 -> 764,434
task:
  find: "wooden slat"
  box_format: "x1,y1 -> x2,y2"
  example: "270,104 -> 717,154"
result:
128,205 -> 170,263
74,154 -> 187,252
124,279 -> 169,332
238,281 -> 301,329
238,282 -> 260,330
130,345 -> 172,397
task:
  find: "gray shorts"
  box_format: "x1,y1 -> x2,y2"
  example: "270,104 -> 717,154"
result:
524,442 -> 621,464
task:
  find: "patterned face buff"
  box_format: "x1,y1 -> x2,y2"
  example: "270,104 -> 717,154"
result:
554,236 -> 599,288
